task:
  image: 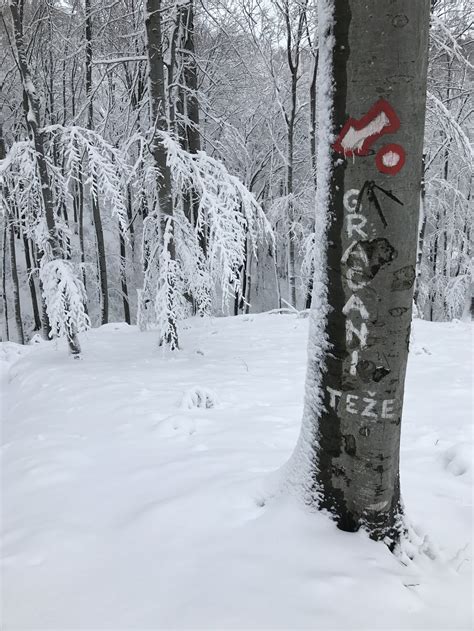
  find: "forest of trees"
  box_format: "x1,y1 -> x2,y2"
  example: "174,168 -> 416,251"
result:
0,0 -> 472,350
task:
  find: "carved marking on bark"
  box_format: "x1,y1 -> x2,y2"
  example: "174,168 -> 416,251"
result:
391,265 -> 416,291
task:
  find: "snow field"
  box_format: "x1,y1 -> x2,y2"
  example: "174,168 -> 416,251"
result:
1,314 -> 472,629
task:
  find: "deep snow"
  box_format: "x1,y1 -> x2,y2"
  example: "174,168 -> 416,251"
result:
1,314 -> 472,629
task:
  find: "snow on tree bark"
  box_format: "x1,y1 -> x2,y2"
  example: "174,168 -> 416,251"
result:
290,0 -> 430,547
144,0 -> 179,349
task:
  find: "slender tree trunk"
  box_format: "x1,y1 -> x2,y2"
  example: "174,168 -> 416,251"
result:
271,245 -> 282,310
8,221 -> 24,344
22,234 -> 41,331
431,209 -> 440,321
305,52 -> 319,310
2,221 -> 10,342
85,0 -> 108,325
76,163 -> 88,309
145,0 -> 178,348
126,184 -> 135,255
1,122 -> 11,341
244,249 -> 252,315
297,0 -> 430,547
283,2 -> 306,309
239,235 -> 249,313
287,72 -> 297,309
119,223 -> 131,324
309,52 -> 319,187
413,155 -> 426,313
179,0 -> 206,256
233,289 -> 239,316
181,1 -> 200,157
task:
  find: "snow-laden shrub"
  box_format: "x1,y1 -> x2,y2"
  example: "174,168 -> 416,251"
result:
180,387 -> 219,410
39,259 -> 90,340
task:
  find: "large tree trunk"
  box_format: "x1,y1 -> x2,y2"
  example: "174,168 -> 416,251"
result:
298,0 -> 430,547
85,0 -> 108,325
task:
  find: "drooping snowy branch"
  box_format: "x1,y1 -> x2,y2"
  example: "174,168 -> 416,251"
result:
45,125 -> 131,233
131,128 -> 273,325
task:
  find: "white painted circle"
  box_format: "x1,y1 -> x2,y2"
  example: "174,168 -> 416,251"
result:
381,151 -> 400,167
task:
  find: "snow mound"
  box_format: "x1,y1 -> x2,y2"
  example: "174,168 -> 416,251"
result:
0,341 -> 32,365
180,386 -> 219,409
441,443 -> 471,478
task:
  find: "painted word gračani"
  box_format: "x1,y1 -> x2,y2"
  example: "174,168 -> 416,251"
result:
326,188 -> 398,424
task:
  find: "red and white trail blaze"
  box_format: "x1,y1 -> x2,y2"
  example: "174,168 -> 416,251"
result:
333,99 -> 406,176
375,143 -> 406,175
333,99 -> 400,157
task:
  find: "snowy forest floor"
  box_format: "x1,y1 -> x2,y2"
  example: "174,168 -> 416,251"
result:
1,313 -> 472,630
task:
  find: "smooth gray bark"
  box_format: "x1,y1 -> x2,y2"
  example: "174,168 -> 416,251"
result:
306,0 -> 430,545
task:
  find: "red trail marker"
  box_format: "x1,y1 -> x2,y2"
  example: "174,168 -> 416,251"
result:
333,99 -> 405,175
333,99 -> 400,157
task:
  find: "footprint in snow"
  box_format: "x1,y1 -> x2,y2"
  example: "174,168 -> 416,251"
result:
152,414 -> 197,437
441,444 -> 471,477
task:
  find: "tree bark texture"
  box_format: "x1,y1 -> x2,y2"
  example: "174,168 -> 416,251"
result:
145,0 -> 178,347
119,225 -> 131,324
309,0 -> 430,544
145,0 -> 174,222
1,221 -> 9,342
9,222 -> 25,345
22,234 -> 42,331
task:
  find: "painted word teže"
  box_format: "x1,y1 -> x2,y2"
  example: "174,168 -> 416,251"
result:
326,387 -> 396,420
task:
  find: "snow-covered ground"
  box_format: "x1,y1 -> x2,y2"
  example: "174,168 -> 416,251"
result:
1,314 -> 472,630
